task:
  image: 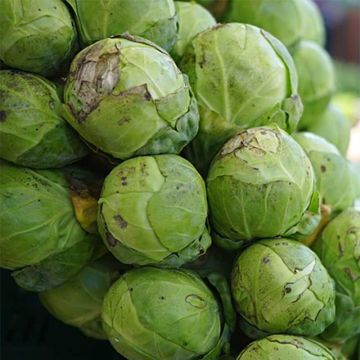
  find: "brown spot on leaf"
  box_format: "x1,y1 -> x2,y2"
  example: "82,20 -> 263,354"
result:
0,111 -> 6,122
106,232 -> 117,247
320,165 -> 326,173
114,214 -> 127,229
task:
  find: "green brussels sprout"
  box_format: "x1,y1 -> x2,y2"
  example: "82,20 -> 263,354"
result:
66,0 -> 177,51
98,155 -> 210,267
313,209 -> 360,343
0,71 -> 88,169
207,126 -> 320,249
102,267 -> 228,359
226,0 -> 325,49
171,2 -> 216,61
0,161 -> 97,292
63,36 -> 199,160
292,41 -> 336,129
231,238 -> 335,338
320,336 -> 360,360
237,335 -> 335,360
0,0 -> 77,77
39,255 -> 120,339
293,132 -> 354,212
180,23 -> 303,175
307,104 -> 351,156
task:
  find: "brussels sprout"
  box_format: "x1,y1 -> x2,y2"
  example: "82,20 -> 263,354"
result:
313,209 -> 360,343
39,255 -> 120,339
180,23 -> 302,175
0,0 -> 77,77
171,2 -> 216,61
292,41 -> 336,129
0,71 -> 88,169
102,267 -> 228,359
207,126 -> 320,249
98,155 -> 210,267
293,132 -> 354,212
231,238 -> 335,338
307,104 -> 351,156
226,0 -> 325,49
237,335 -> 335,360
0,161 -> 97,292
66,0 -> 177,51
63,36 -> 199,160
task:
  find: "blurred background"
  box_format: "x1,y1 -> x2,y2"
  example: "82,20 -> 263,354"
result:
1,1 -> 359,359
315,0 -> 360,162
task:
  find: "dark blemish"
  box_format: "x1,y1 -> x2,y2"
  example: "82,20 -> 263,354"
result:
284,287 -> 292,294
320,165 -> 326,173
0,111 -> 6,122
114,214 -> 128,229
144,91 -> 151,101
291,95 -> 299,101
260,130 -> 267,135
262,256 -> 270,264
160,296 -> 165,300
118,118 -> 130,126
38,8 -> 41,11
129,287 -> 133,292
176,185 -> 180,190
121,176 -> 127,186
106,232 -> 117,247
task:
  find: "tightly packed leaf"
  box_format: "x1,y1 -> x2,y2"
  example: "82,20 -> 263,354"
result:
307,104 -> 351,156
237,335 -> 335,360
313,208 -> 360,343
63,36 -> 199,160
0,70 -> 88,168
231,238 -> 335,338
98,155 -> 210,267
102,267 -> 224,360
292,41 -> 336,129
171,1 -> 216,61
207,125 -> 319,249
0,0 -> 77,77
0,161 -> 96,291
293,132 -> 355,212
180,23 -> 302,174
226,0 -> 325,48
40,255 -> 120,339
66,0 -> 177,51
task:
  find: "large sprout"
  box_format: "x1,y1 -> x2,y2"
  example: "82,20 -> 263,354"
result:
0,71 -> 88,169
226,0 -> 325,48
40,255 -> 120,339
293,132 -> 355,212
66,0 -> 178,51
102,267 -> 229,359
231,239 -> 335,338
313,209 -> 360,343
207,126 -> 319,249
63,36 -> 199,160
98,155 -> 210,267
180,23 -> 302,175
237,335 -> 335,360
0,0 -> 77,77
307,104 -> 351,156
171,2 -> 216,61
0,161 -> 98,292
292,41 -> 336,129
